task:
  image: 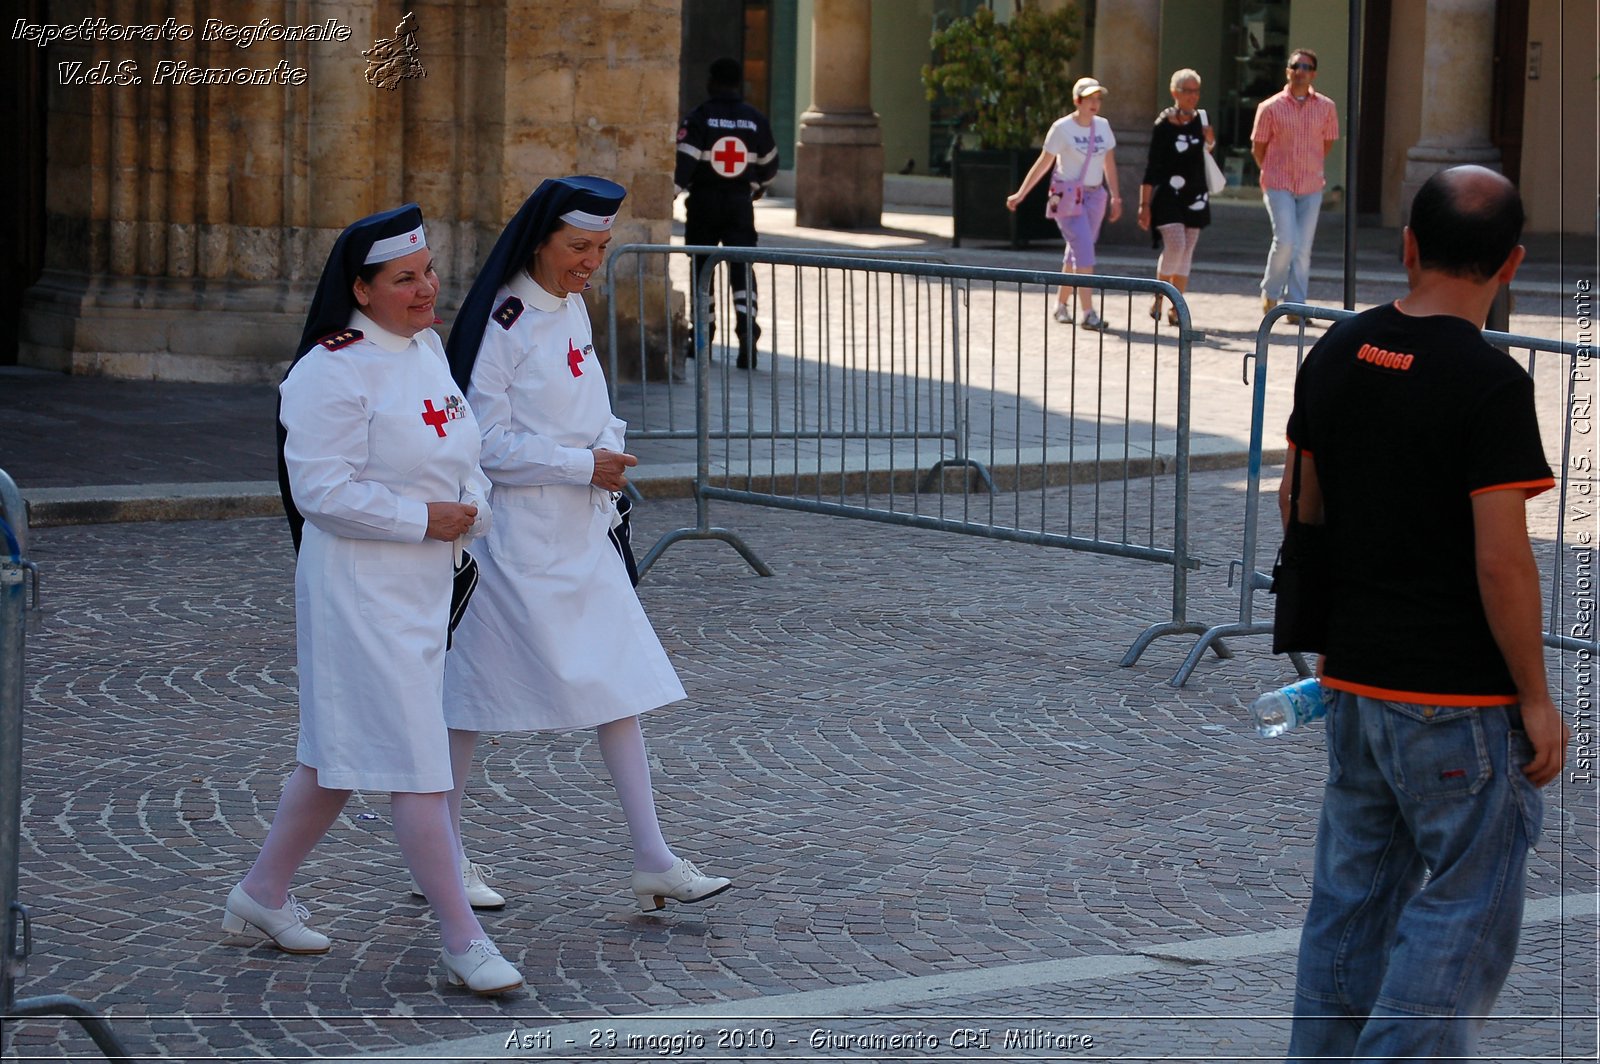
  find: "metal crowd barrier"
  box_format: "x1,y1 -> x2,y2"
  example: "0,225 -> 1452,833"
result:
604,244 -> 951,445
1,470 -> 136,1060
1165,302 -> 1594,687
617,246 -> 1208,662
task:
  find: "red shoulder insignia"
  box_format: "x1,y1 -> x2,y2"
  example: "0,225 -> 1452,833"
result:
318,329 -> 363,350
493,296 -> 524,330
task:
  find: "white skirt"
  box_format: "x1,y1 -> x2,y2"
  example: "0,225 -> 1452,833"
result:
294,525 -> 456,792
444,483 -> 686,733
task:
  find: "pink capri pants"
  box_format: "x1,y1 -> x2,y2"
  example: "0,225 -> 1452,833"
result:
1054,184 -> 1109,270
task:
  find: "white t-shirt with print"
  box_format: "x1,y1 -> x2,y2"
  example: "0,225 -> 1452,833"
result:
1043,114 -> 1115,188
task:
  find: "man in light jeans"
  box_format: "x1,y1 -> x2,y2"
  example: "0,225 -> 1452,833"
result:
1252,48 -> 1339,320
1279,166 -> 1568,1062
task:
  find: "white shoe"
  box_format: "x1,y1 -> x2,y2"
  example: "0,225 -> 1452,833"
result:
1081,309 -> 1107,332
410,858 -> 506,910
440,939 -> 524,996
222,884 -> 331,954
631,858 -> 732,913
1052,303 -> 1073,324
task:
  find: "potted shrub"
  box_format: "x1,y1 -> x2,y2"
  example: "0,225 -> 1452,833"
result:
922,1 -> 1082,248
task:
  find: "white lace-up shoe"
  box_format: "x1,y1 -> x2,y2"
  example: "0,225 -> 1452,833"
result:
1081,309 -> 1107,332
410,858 -> 506,910
222,884 -> 331,954
440,939 -> 524,996
1052,303 -> 1073,324
631,858 -> 733,913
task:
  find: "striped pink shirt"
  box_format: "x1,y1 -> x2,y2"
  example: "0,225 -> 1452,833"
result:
1251,88 -> 1339,195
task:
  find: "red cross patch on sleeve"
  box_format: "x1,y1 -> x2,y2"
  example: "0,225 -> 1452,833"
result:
493,296 -> 524,330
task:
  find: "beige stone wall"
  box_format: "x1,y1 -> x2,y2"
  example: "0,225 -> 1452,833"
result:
23,0 -> 684,380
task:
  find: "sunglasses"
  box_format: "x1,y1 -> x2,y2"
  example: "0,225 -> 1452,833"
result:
1288,62 -> 1317,71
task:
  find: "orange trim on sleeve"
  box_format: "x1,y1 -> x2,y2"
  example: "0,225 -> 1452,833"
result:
1322,676 -> 1518,707
1469,477 -> 1555,500
1285,434 -> 1312,457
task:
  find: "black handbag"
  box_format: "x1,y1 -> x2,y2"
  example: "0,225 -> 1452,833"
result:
447,549 -> 479,649
608,493 -> 641,587
1270,447 -> 1330,654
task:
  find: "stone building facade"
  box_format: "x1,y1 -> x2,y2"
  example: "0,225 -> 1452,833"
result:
14,0 -> 683,381
8,0 -> 1592,382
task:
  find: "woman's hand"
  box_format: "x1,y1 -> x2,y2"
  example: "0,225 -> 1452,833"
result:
425,501 -> 478,541
1005,191 -> 1024,212
591,448 -> 639,491
1136,203 -> 1151,231
1107,195 -> 1123,224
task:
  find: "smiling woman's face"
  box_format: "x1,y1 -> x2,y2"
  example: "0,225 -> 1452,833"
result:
352,247 -> 439,337
531,223 -> 612,297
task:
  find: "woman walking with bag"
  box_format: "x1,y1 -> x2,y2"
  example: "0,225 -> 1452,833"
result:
1005,77 -> 1122,332
1137,69 -> 1216,326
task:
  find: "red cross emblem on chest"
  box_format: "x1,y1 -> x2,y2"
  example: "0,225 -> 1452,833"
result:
567,338 -> 584,377
711,135 -> 749,177
420,399 -> 449,437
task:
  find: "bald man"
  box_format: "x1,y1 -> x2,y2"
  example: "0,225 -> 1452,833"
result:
1278,166 -> 1568,1062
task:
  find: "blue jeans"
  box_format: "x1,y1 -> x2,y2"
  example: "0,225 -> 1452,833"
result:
1287,692 -> 1544,1063
1261,187 -> 1323,304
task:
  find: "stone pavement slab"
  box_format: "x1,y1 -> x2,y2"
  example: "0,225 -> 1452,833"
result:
3,471 -> 1595,1061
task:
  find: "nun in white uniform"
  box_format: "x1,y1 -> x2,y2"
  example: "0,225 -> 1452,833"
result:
222,204 -> 523,997
442,176 -> 731,914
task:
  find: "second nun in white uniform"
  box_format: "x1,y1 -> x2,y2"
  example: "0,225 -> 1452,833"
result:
442,175 -> 731,913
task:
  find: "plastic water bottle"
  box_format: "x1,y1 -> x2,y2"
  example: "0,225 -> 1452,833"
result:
1251,677 -> 1331,737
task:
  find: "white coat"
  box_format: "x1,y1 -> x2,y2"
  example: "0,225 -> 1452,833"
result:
443,271 -> 686,733
280,312 -> 490,792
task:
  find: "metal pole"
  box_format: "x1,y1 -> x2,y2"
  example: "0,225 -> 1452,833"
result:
1,472 -> 30,1020
1343,0 -> 1362,309
0,469 -> 136,1061
1171,296 -> 1192,624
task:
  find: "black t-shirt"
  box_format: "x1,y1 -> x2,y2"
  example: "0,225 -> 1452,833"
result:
1285,302 -> 1553,703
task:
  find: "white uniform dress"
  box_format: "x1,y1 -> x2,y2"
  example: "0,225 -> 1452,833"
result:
280,311 -> 491,792
443,270 -> 686,732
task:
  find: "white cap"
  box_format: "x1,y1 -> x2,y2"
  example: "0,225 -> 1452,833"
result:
1073,77 -> 1107,100
363,224 -> 427,264
558,208 -> 617,231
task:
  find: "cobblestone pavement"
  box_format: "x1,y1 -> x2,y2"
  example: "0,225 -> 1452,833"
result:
4,471 -> 1596,1061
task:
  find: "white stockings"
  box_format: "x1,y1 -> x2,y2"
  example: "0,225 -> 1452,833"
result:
448,717 -> 676,874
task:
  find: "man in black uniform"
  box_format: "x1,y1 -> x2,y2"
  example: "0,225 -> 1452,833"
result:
675,57 -> 779,368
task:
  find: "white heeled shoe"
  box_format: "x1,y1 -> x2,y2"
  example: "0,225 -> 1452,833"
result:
221,884 -> 331,954
631,858 -> 732,913
410,857 -> 506,909
440,939 -> 524,996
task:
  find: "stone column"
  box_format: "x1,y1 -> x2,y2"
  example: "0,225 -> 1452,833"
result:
794,0 -> 882,229
1084,0 -> 1160,244
1399,0 -> 1501,210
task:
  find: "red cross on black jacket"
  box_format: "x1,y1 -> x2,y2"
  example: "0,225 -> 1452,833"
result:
674,90 -> 780,201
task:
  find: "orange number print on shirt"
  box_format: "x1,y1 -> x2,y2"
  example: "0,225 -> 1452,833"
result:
1357,343 -> 1415,371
